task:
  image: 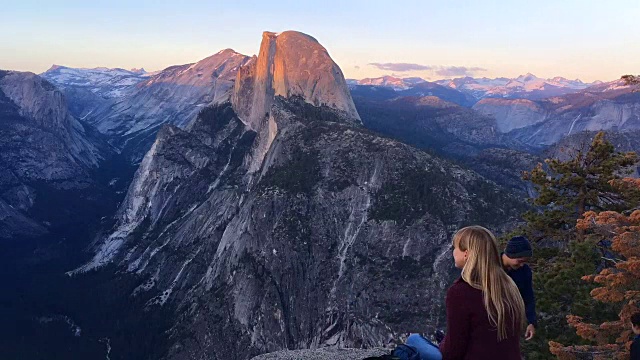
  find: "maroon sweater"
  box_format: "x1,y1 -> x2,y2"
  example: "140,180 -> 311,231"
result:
439,278 -> 521,360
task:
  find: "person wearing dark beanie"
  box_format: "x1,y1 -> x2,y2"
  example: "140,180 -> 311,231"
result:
503,235 -> 537,340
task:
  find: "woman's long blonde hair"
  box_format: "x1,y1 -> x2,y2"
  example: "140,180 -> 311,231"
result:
453,226 -> 526,341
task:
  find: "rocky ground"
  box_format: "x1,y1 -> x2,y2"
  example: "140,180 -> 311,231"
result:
249,347 -> 389,360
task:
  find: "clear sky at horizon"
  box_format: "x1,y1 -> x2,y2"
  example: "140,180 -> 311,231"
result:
1,0 -> 638,82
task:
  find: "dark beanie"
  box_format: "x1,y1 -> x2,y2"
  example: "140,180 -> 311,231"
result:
505,236 -> 532,258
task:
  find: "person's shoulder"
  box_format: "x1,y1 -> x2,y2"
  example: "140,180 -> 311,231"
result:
450,277 -> 467,288
448,278 -> 476,296
511,264 -> 533,277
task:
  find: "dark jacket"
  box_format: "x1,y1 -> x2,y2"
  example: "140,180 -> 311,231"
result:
439,278 -> 521,360
506,263 -> 537,326
631,335 -> 640,360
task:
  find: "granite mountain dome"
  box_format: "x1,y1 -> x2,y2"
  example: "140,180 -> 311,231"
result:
232,31 -> 360,130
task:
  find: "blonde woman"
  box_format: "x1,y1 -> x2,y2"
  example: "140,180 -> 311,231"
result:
409,226 -> 526,360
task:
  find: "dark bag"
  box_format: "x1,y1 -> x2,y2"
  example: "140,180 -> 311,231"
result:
391,344 -> 420,360
362,355 -> 399,360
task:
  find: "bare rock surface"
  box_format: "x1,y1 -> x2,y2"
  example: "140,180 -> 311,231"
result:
473,80 -> 640,147
249,347 -> 388,360
233,31 -> 360,131
0,70 -> 115,238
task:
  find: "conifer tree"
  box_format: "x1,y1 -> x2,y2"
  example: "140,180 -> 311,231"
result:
520,134 -> 638,359
548,180 -> 640,359
522,131 -> 637,243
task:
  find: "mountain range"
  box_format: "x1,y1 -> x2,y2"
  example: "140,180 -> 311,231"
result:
42,50 -> 252,162
347,73 -> 600,101
0,70 -> 119,240
1,30 -> 639,360
436,73 -> 598,100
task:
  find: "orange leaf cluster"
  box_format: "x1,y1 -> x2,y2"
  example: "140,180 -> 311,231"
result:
549,340 -> 626,360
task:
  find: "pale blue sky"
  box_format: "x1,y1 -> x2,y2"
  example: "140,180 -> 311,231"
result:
1,0 -> 638,82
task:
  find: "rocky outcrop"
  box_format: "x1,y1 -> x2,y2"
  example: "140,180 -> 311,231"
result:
232,31 -> 361,131
0,71 -> 103,168
0,70 -> 115,239
78,101 -> 525,360
231,31 -> 360,172
249,347 -> 388,360
47,32 -> 359,164
473,98 -> 547,132
472,82 -> 640,147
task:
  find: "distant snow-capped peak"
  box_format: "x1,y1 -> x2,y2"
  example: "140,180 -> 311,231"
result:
41,65 -> 150,99
434,74 -> 598,100
347,75 -> 426,90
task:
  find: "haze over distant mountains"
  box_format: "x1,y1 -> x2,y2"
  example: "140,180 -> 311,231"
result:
41,51 -> 633,154
347,73 -> 602,100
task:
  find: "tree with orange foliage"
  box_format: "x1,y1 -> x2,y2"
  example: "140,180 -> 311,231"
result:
549,178 -> 640,359
519,135 -> 638,359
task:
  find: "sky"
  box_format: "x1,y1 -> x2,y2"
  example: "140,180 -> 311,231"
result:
1,0 -> 639,82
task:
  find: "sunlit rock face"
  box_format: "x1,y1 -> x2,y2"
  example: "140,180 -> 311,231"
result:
76,31 -> 525,360
112,49 -> 251,134
232,31 -> 360,130
231,31 -> 361,173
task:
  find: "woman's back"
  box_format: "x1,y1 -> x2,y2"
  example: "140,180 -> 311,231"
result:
439,278 -> 521,360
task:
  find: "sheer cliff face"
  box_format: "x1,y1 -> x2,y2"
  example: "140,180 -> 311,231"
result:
472,98 -> 548,133
76,31 -> 525,359
45,32 -> 359,164
0,70 -> 112,239
233,31 -> 360,131
473,84 -> 640,147
0,71 -> 103,167
231,31 -> 360,173
80,101 -> 525,360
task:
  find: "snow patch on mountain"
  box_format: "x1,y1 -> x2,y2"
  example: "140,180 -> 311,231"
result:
347,75 -> 426,90
42,65 -> 149,99
436,74 -> 597,100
